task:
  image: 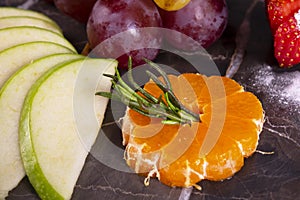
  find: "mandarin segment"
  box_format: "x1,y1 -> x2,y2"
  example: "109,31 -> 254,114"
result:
145,74 -> 202,113
158,122 -> 201,169
159,123 -> 208,187
202,92 -> 264,124
198,75 -> 244,108
125,142 -> 161,175
124,119 -> 180,175
144,82 -> 165,101
128,109 -> 152,126
179,74 -> 207,100
131,123 -> 180,152
204,136 -> 244,181
176,73 -> 207,113
159,159 -> 205,187
218,116 -> 260,157
121,72 -> 264,188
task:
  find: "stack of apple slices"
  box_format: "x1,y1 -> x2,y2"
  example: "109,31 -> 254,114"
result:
0,7 -> 117,200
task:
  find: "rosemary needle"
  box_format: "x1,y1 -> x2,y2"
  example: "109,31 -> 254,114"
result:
96,57 -> 200,125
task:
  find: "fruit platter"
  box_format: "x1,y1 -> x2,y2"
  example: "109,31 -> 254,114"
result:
0,0 -> 299,199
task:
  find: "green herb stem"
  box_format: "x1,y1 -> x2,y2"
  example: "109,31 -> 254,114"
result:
96,57 -> 201,125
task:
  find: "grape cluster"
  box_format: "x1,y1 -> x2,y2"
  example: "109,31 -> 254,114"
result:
52,0 -> 228,68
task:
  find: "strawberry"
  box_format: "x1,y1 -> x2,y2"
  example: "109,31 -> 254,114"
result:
274,10 -> 300,67
267,0 -> 300,34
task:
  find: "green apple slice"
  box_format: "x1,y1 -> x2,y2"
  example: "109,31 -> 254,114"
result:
0,53 -> 84,199
20,58 -> 117,199
0,16 -> 62,35
0,26 -> 76,52
0,41 -> 75,88
0,7 -> 58,26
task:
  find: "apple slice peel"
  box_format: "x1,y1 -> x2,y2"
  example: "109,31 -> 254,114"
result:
0,41 -> 75,88
0,7 -> 60,27
0,53 -> 84,199
0,26 -> 76,52
0,16 -> 63,35
19,58 -> 117,200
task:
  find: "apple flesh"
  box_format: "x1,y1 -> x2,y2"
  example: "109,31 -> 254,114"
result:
0,7 -> 118,200
19,58 -> 117,200
0,7 -> 59,26
0,41 -> 75,88
0,53 -> 83,199
0,26 -> 76,52
0,16 -> 63,35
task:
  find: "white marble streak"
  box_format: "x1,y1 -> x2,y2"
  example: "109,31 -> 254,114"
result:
17,0 -> 39,9
226,0 -> 259,78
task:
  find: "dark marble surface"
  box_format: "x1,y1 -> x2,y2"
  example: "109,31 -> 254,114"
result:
1,0 -> 300,199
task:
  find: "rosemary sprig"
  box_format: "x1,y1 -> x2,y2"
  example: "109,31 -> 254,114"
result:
96,57 -> 200,125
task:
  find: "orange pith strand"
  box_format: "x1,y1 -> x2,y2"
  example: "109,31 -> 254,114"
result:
97,59 -> 264,188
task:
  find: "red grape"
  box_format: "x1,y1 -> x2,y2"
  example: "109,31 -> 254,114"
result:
159,0 -> 228,50
86,0 -> 162,68
54,0 -> 97,23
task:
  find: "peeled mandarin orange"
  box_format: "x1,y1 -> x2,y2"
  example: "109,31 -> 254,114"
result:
121,73 -> 264,188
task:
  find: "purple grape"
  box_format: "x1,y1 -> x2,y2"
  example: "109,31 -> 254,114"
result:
86,0 -> 162,68
159,0 -> 228,50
